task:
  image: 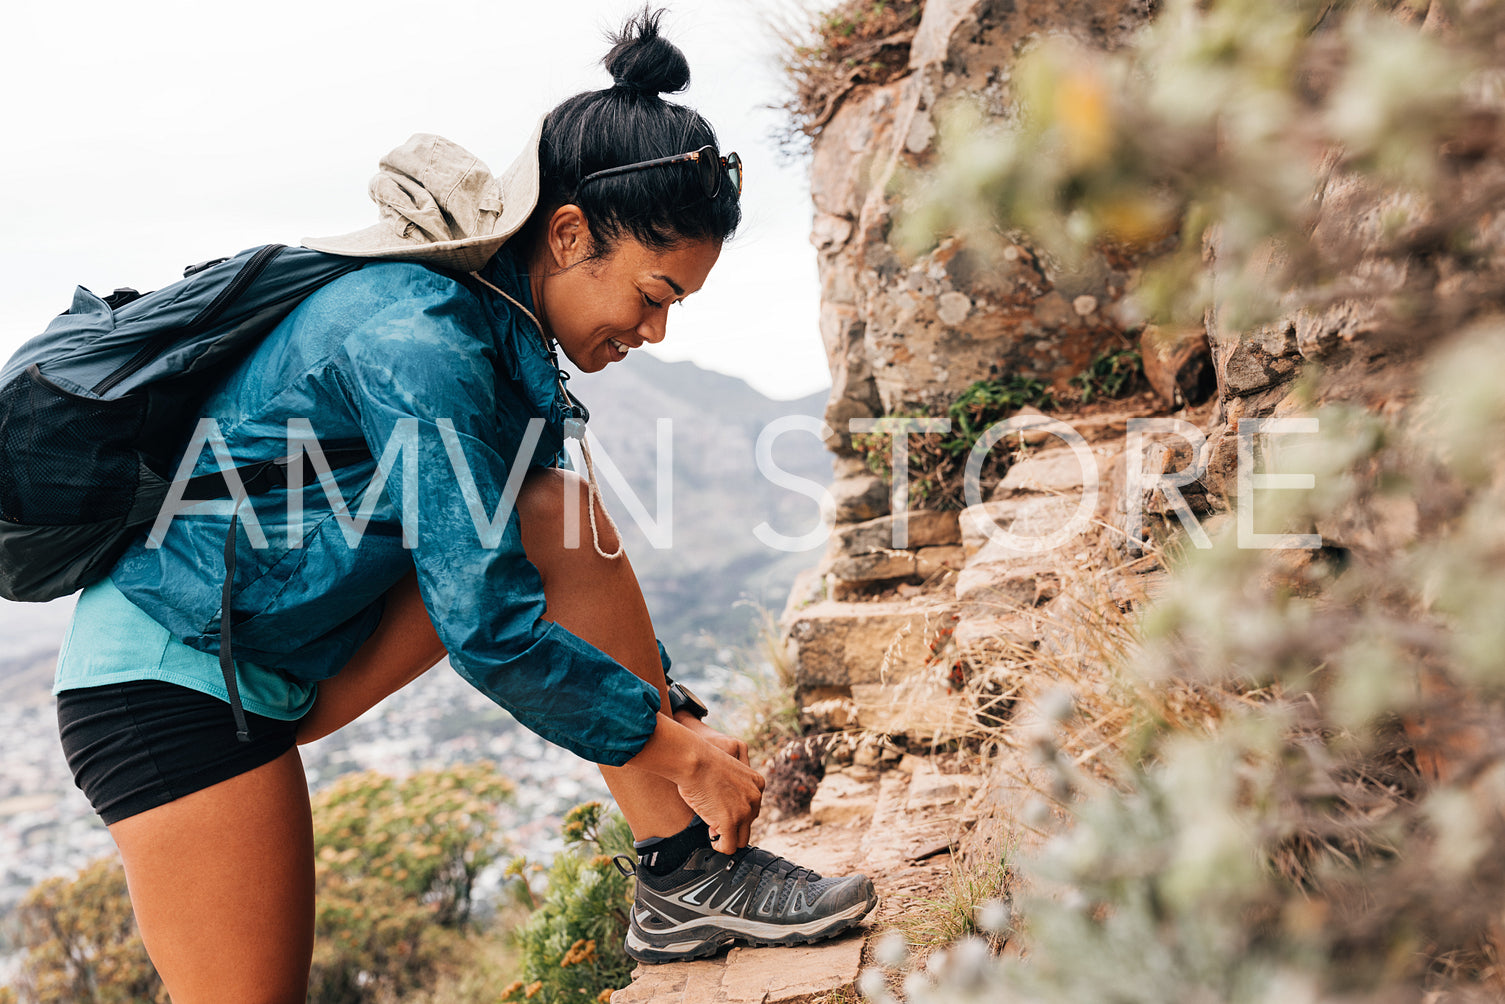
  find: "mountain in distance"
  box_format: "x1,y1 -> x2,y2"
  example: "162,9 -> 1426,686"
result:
565,352 -> 833,671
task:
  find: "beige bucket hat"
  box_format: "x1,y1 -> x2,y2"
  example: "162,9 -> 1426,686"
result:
303,116 -> 545,272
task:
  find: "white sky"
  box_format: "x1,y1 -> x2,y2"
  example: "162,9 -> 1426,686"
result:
0,0 -> 831,401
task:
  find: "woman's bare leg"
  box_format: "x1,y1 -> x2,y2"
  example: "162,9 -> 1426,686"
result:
515,468 -> 699,840
108,747 -> 314,1004
295,468 -> 734,841
296,570 -> 446,744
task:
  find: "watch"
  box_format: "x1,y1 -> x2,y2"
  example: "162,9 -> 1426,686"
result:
667,682 -> 709,720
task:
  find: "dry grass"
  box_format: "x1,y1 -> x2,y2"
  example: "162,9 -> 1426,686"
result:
730,606 -> 805,763
934,531 -> 1233,778
894,850 -> 1013,952
772,0 -> 924,146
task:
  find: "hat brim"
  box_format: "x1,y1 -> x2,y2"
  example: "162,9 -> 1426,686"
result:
303,224 -> 515,272
302,116 -> 545,273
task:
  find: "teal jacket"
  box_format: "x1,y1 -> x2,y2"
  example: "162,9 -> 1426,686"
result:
109,249 -> 663,766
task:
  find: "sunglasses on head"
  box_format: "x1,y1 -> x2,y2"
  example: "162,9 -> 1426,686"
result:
578,144 -> 743,200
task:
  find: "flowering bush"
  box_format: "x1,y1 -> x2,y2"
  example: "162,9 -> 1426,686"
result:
504,802 -> 637,1004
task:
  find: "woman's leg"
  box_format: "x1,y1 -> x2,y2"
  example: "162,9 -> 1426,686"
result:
295,467 -> 711,839
296,570 -> 447,744
108,747 -> 315,1004
515,468 -> 698,840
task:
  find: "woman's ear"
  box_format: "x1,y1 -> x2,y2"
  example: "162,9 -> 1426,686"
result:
547,205 -> 592,269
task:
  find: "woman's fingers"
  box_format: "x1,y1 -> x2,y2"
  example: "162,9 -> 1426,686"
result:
708,734 -> 750,766
626,715 -> 764,852
675,749 -> 763,853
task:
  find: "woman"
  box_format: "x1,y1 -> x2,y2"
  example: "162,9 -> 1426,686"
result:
52,10 -> 874,1001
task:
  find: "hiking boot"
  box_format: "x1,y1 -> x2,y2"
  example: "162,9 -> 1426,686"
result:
617,845 -> 877,963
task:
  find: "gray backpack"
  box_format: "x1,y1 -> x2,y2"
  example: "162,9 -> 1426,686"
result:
0,244 -> 372,740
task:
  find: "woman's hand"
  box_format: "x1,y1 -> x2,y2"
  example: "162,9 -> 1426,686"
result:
626,714 -> 765,854
673,713 -> 751,766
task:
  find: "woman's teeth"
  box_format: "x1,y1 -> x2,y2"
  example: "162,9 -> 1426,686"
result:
609,338 -> 630,355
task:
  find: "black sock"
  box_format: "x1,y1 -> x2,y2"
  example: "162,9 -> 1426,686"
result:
635,817 -> 712,876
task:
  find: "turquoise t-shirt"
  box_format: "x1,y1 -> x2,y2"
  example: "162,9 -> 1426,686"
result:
53,577 -> 317,721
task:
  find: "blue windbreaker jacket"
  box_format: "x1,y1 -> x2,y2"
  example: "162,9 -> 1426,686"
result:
108,249 -> 663,766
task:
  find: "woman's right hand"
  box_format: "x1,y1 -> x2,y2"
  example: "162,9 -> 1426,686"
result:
626,714 -> 765,854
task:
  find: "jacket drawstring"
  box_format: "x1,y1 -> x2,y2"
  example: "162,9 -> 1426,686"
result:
469,271 -> 624,561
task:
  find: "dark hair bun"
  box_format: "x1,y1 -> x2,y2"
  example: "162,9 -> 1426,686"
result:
603,6 -> 690,96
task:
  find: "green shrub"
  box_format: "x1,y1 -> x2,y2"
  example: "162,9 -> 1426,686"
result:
10,763 -> 517,1004
848,377 -> 1058,509
11,859 -> 165,1004
504,802 -> 637,1004
943,377 -> 1057,453
308,762 -> 516,1003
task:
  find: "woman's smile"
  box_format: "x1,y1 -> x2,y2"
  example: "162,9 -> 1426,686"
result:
535,223 -> 723,373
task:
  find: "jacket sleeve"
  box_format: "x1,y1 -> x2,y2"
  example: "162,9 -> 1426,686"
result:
333,271 -> 662,766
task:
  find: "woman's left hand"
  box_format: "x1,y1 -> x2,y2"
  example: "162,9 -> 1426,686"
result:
673,713 -> 751,766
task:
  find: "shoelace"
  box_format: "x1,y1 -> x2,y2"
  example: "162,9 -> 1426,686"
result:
469,270 -> 624,561
613,846 -> 823,890
732,847 -> 820,887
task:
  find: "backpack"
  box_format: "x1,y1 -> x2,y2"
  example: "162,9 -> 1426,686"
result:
0,244 -> 384,741
0,243 -> 373,604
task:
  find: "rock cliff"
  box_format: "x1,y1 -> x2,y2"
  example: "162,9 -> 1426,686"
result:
615,0 -> 1505,998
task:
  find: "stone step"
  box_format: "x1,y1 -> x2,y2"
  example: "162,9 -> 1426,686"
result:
610,816 -> 878,1003
609,936 -> 867,1004
784,599 -> 961,693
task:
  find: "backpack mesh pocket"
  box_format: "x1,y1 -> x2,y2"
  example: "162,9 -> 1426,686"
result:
0,366 -> 145,525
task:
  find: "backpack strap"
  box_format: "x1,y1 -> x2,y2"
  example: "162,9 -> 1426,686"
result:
221,513 -> 250,742
209,444 -> 373,743
184,445 -> 373,501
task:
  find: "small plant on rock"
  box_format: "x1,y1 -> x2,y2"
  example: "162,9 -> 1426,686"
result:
1069,348 -> 1144,403
777,0 -> 925,146
850,377 -> 1058,509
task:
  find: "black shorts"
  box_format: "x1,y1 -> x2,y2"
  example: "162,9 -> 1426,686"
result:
57,681 -> 301,825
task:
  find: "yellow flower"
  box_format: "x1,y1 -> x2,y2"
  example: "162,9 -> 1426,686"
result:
1056,69 -> 1113,168
1095,193 -> 1178,246
524,981 -> 544,999
561,938 -> 598,967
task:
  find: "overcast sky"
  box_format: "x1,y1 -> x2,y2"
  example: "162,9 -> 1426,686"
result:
0,0 -> 830,401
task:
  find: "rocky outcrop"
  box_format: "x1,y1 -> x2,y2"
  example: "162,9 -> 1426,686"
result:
786,395 -> 1166,746
811,0 -> 1161,470
775,0 -> 1183,746
1136,146 -> 1505,553
805,0 -> 1180,606
620,1 -> 1505,1000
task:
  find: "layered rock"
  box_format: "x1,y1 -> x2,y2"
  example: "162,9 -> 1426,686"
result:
789,0 -> 1174,743
811,0 -> 1161,478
